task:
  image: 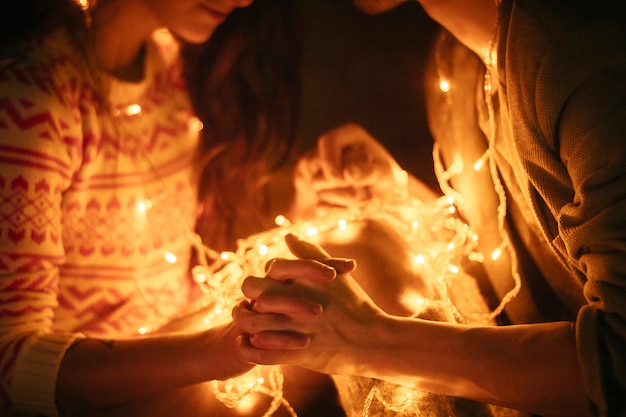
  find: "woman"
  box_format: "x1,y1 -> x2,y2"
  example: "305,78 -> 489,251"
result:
0,0 -> 308,416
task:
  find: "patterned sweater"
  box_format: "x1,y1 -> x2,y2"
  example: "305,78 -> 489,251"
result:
0,29 -> 200,416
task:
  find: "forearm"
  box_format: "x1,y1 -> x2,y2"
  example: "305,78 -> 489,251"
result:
56,325 -> 247,412
364,317 -> 588,416
56,333 -> 204,410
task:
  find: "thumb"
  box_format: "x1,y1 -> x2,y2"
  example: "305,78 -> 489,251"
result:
284,233 -> 330,261
284,234 -> 356,274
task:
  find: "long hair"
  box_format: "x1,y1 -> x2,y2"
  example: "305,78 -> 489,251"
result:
183,0 -> 302,250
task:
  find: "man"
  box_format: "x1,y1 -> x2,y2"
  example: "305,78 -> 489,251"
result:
234,0 -> 626,415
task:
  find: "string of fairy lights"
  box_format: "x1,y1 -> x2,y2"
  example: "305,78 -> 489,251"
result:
176,54 -> 524,412
182,180 -> 513,415
118,55 -> 521,413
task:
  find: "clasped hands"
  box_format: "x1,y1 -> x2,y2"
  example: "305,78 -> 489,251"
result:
232,233 -> 388,377
233,123 -> 405,375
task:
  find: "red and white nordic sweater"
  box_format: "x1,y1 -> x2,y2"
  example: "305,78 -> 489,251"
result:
0,29 -> 200,416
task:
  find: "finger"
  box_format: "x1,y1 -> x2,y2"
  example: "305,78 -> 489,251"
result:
284,233 -> 330,261
236,335 -> 304,366
294,151 -> 322,183
264,257 -> 337,282
250,331 -> 310,350
341,143 -> 378,185
282,235 -> 357,274
323,257 -> 357,274
232,303 -> 303,334
317,186 -> 372,206
317,123 -> 371,181
241,275 -> 277,300
253,292 -> 322,316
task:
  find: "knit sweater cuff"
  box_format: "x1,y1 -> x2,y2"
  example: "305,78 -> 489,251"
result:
11,332 -> 84,417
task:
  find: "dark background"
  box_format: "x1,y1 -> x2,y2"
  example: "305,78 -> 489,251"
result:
296,0 -> 441,191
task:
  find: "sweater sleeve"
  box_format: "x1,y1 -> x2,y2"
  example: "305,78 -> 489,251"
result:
501,1 -> 626,414
540,19 -> 626,417
0,43 -> 85,416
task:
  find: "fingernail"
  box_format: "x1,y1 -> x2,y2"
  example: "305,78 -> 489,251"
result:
344,258 -> 357,268
309,302 -> 323,315
323,265 -> 336,279
265,258 -> 277,273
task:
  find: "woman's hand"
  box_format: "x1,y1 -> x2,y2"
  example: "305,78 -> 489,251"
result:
232,234 -> 387,376
290,123 -> 408,219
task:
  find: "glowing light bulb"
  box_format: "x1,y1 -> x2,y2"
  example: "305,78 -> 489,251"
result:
188,116 -> 204,132
124,104 -> 142,116
491,247 -> 503,260
194,272 -> 206,284
258,244 -> 268,256
164,252 -> 177,264
338,219 -> 347,231
413,297 -> 427,310
136,199 -> 152,212
275,215 -> 287,226
305,227 -> 318,236
414,254 -> 425,264
137,325 -> 152,335
439,79 -> 450,93
473,158 -> 485,171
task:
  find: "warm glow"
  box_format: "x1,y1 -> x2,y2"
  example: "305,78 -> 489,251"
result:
188,193 -> 514,415
194,272 -> 206,284
137,325 -> 152,335
124,104 -> 142,116
305,227 -> 318,236
188,116 -> 204,132
439,79 -> 450,93
136,199 -> 152,212
164,252 -> 177,263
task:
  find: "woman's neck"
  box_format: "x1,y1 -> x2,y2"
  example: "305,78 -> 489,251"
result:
90,0 -> 160,81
